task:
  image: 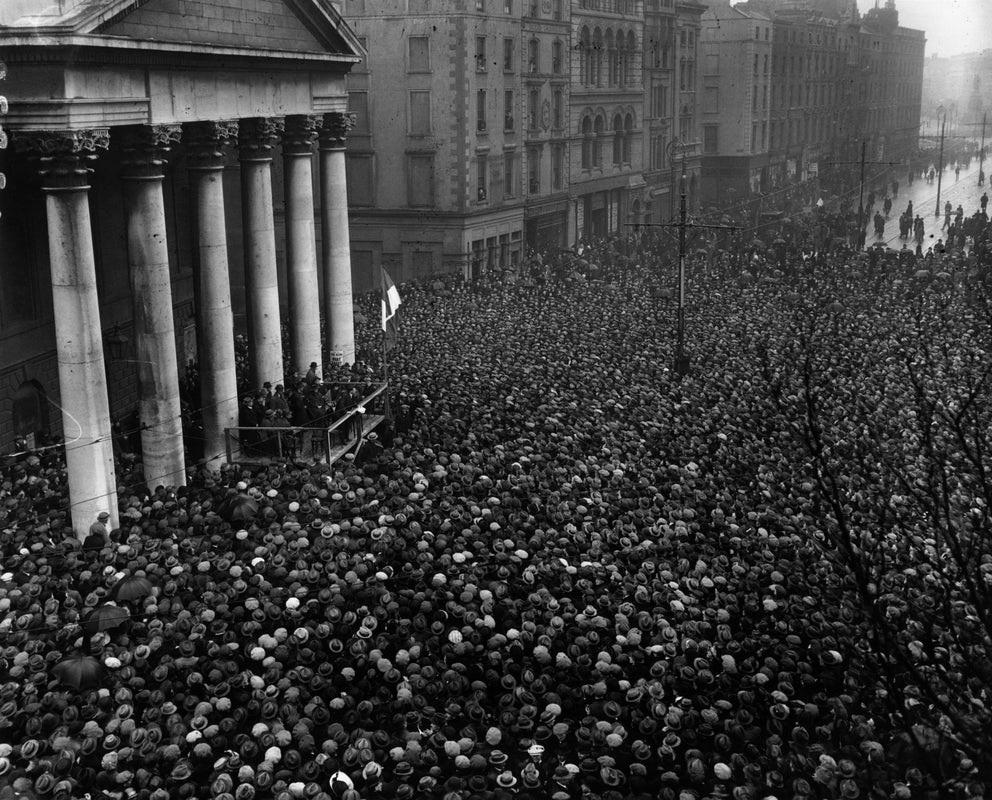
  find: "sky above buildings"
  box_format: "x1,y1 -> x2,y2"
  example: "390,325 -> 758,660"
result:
857,0 -> 992,57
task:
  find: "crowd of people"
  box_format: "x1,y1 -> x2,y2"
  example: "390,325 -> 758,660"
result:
2,186 -> 992,800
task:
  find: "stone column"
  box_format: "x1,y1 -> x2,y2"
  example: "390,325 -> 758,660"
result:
238,117 -> 284,389
282,114 -> 323,379
120,124 -> 187,490
318,112 -> 357,366
16,129 -> 119,537
186,121 -> 239,464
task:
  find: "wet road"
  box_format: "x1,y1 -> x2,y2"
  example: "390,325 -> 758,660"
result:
863,159 -> 988,252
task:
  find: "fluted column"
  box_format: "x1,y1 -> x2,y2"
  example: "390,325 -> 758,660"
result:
120,124 -> 187,490
318,112 -> 356,366
282,114 -> 323,379
186,121 -> 239,464
16,129 -> 118,537
238,117 -> 284,389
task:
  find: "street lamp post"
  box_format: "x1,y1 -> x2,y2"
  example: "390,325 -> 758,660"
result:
934,104 -> 947,217
667,137 -> 684,222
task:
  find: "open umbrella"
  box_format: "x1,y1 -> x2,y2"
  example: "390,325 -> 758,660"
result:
827,301 -> 845,314
914,269 -> 931,279
110,574 -> 153,603
81,603 -> 130,636
53,654 -> 103,690
219,494 -> 259,524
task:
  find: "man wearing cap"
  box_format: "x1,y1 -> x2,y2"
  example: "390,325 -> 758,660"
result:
84,512 -> 111,550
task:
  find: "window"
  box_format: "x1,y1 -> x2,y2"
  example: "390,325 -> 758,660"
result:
476,36 -> 487,71
409,91 -> 431,134
553,89 -> 563,129
581,116 -> 592,168
753,54 -> 758,77
348,91 -> 370,134
503,38 -> 515,72
612,114 -> 623,165
528,146 -> 541,194
504,90 -> 515,131
476,0 -> 484,8
763,54 -> 768,76
529,0 -> 538,15
552,143 -> 564,190
552,40 -> 563,74
703,124 -> 718,153
529,39 -> 539,73
477,156 -> 488,200
553,0 -> 562,20
346,154 -> 374,206
408,36 -> 429,72
593,115 -> 604,166
407,154 -> 434,207
477,89 -> 487,132
504,152 -> 516,197
703,86 -> 718,114
528,89 -> 540,130
651,83 -> 668,118
504,0 -> 512,11
623,113 -> 633,163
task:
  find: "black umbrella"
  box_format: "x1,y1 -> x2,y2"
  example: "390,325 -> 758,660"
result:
220,494 -> 259,524
53,654 -> 103,690
81,603 -> 130,636
110,574 -> 153,603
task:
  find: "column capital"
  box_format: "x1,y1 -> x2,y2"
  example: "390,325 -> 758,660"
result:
184,120 -> 238,169
120,124 -> 182,179
283,114 -> 320,156
318,112 -> 356,150
238,117 -> 283,162
14,128 -> 110,190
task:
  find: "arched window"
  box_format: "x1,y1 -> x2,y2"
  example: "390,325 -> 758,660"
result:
593,114 -> 604,167
623,113 -> 634,163
606,30 -> 617,86
612,114 -> 624,165
581,115 -> 593,168
592,29 -> 603,86
625,31 -> 636,86
580,27 -> 591,85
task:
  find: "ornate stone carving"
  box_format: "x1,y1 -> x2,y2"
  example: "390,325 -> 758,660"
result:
282,115 -> 320,156
238,117 -> 283,161
318,112 -> 356,150
14,128 -> 110,189
120,124 -> 182,179
184,120 -> 239,169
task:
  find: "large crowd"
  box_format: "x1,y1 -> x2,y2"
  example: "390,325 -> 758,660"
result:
2,187 -> 992,800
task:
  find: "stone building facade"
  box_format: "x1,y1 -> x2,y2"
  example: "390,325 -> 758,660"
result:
0,0 -> 363,533
340,0 -> 705,265
700,0 -> 925,210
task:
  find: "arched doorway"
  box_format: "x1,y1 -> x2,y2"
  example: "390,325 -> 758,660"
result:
12,380 -> 50,448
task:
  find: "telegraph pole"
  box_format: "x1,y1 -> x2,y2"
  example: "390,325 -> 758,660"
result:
979,111 -> 987,187
625,155 -> 735,376
676,163 -> 689,374
934,107 -> 947,217
856,140 -> 867,249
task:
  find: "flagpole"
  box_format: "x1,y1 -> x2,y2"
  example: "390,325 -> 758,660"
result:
381,270 -> 393,420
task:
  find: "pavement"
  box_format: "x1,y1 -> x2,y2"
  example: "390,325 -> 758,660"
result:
862,158 -> 989,252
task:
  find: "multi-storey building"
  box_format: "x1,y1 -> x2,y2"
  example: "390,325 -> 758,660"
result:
569,0 -> 648,239
698,0 -> 773,204
522,0 -> 572,249
702,0 -> 924,210
341,0 -> 524,286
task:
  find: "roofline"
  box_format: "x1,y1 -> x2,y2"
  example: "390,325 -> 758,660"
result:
0,32 -> 363,64
0,0 -> 367,61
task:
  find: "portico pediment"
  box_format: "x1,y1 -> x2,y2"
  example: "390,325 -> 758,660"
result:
1,0 -> 364,130
0,0 -> 364,60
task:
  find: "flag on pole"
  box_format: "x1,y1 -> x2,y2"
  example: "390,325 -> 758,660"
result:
381,268 -> 401,332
